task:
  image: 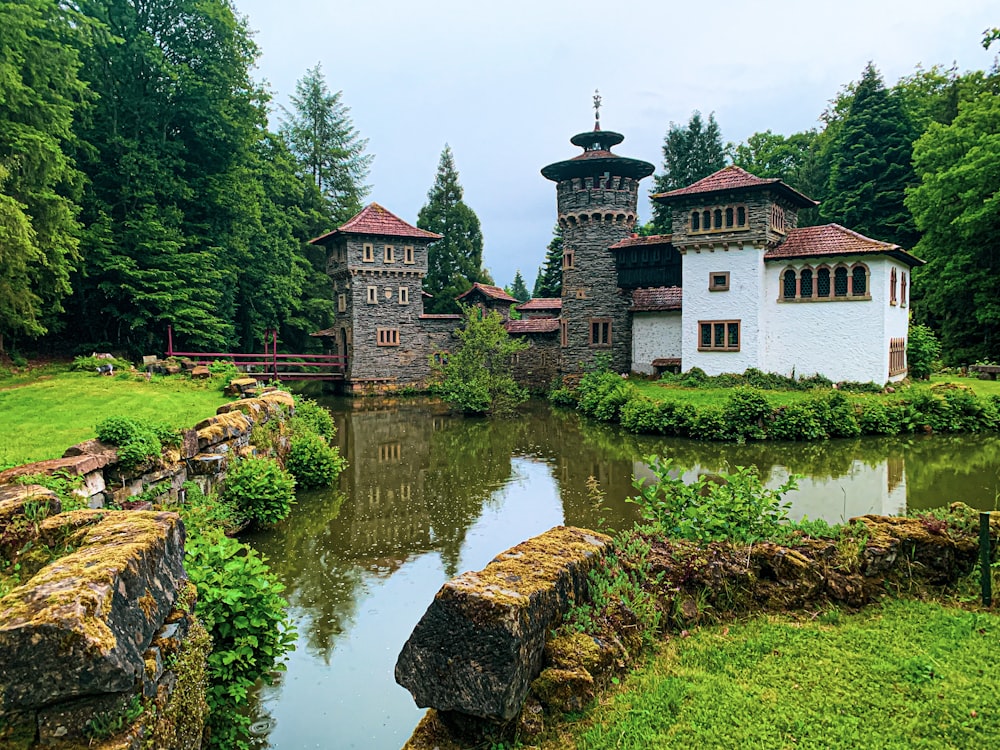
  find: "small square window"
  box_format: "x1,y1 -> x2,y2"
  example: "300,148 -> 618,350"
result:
709,272 -> 730,291
384,245 -> 395,263
363,243 -> 374,262
398,287 -> 409,305
589,319 -> 612,347
403,246 -> 415,264
377,328 -> 399,346
366,286 -> 377,304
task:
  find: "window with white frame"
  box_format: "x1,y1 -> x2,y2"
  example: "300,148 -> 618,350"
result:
363,243 -> 374,262
398,286 -> 409,304
403,245 -> 414,264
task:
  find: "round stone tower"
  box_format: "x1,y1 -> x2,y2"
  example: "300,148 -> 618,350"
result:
541,106 -> 654,374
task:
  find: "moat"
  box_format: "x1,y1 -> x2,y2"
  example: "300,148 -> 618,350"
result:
244,398 -> 1000,749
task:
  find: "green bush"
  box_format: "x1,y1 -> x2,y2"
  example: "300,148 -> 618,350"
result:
96,415 -> 178,470
688,404 -> 728,440
769,402 -> 827,441
548,385 -> 579,407
221,457 -> 295,527
818,392 -> 861,438
857,399 -> 902,435
291,398 -> 335,441
620,396 -> 662,433
722,387 -> 771,441
908,323 -> 941,379
285,432 -> 346,489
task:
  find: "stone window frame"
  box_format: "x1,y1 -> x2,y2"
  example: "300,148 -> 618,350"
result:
377,328 -> 399,347
698,319 -> 740,352
709,271 -> 730,292
337,293 -> 346,313
560,319 -> 568,348
563,248 -> 575,269
403,245 -> 415,264
398,286 -> 409,305
689,203 -> 749,234
366,286 -> 378,304
589,318 -> 612,348
777,262 -> 871,302
384,245 -> 395,263
363,243 -> 374,263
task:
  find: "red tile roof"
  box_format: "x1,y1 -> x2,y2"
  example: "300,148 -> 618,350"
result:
517,298 -> 562,311
765,224 -> 924,266
609,234 -> 673,249
456,283 -> 518,303
309,203 -> 441,243
652,166 -> 816,208
630,286 -> 682,312
309,328 -> 338,337
505,319 -> 561,334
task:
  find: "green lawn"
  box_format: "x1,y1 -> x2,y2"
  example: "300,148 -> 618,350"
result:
549,598 -> 1000,750
0,370 -> 230,466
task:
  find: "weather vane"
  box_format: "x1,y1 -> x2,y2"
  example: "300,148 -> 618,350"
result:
593,89 -> 602,129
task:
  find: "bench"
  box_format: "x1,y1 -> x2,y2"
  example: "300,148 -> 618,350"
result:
970,365 -> 1000,380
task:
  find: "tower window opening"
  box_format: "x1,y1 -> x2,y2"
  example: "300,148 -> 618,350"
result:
713,209 -> 723,229
691,211 -> 700,231
725,207 -> 734,227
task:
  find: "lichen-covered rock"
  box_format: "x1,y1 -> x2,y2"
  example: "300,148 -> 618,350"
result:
0,510 -> 186,713
531,666 -> 595,713
194,411 -> 250,451
395,526 -> 611,722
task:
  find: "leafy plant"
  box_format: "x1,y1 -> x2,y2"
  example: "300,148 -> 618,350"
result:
220,456 -> 296,527
908,323 -> 941,379
291,397 -> 335,441
96,415 -> 180,471
284,432 -> 345,489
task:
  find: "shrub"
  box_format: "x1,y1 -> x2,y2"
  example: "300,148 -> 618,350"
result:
908,323 -> 941,379
221,457 -> 296,527
207,360 -> 239,383
548,385 -> 578,407
818,392 -> 861,438
769,402 -> 827,441
688,404 -> 727,440
285,432 -> 346,489
620,396 -> 662,434
857,399 -> 902,435
722,387 -> 771,441
95,416 -> 178,470
291,398 -> 335,441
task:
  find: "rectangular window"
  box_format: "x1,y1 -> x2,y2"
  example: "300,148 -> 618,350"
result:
589,318 -> 612,347
698,320 -> 740,351
377,328 -> 399,346
367,286 -> 378,304
337,293 -> 346,313
403,245 -> 415,264
563,249 -> 575,269
560,319 -> 568,348
363,243 -> 374,262
384,245 -> 395,263
398,286 -> 409,305
709,272 -> 730,291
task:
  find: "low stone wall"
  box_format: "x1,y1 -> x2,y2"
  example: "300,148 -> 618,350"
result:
0,390 -> 295,748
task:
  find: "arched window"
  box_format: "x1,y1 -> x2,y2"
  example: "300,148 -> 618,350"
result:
725,207 -> 734,227
702,210 -> 711,229
817,267 -> 831,298
782,269 -> 797,299
889,267 -> 897,304
800,268 -> 813,298
691,211 -> 700,231
851,265 -> 868,296
713,209 -> 723,229
834,266 -> 849,297
737,206 -> 747,226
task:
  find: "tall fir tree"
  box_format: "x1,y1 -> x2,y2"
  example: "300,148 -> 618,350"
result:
0,0 -> 90,352
507,271 -> 529,302
280,63 -> 372,224
532,225 -> 563,298
649,112 -> 726,233
418,145 -> 486,314
822,63 -> 918,249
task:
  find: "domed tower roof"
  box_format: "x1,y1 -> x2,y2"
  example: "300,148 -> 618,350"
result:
541,93 -> 654,183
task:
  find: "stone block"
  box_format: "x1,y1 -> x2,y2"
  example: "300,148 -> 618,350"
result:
194,411 -> 250,451
0,510 -> 186,712
188,453 -> 227,476
190,365 -> 211,379
180,429 -> 199,460
395,526 -> 611,722
36,690 -> 133,744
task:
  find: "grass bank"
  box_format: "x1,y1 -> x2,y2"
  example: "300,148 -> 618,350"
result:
545,598 -> 999,749
0,369 -> 229,467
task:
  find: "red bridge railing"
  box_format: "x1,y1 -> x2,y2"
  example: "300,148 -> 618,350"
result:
167,326 -> 346,382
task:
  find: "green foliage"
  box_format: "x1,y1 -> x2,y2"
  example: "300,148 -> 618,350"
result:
71,354 -> 130,372
96,415 -> 178,470
630,457 -> 797,545
291,397 -> 335,441
532,225 -> 563,299
906,323 -> 941,379
418,145 -> 488,314
768,402 -> 827,441
220,457 -> 296,527
184,526 -> 295,750
14,470 -> 86,512
207,360 -> 239,382
430,307 -> 529,415
284,432 -> 345,489
721,387 -> 771,441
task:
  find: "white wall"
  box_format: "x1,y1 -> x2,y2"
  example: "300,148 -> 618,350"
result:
632,312 -> 681,374
884,261 -> 912,382
681,245 -> 766,375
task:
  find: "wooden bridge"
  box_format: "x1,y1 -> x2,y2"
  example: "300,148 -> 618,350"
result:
167,326 -> 346,382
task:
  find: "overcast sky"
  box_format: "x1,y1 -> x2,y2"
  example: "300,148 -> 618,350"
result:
232,0 -> 996,289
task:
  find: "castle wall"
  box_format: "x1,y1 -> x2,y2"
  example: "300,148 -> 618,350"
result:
631,312 -> 682,374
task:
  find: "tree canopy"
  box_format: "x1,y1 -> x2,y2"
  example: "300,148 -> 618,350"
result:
533,225 -> 563,299
507,271 -> 529,303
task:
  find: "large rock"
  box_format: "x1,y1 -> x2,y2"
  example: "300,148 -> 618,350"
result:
0,509 -> 186,713
395,526 -> 611,722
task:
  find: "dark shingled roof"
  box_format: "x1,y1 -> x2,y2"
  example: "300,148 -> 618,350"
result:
456,283 -> 518,303
765,224 -> 924,267
609,234 -> 673,249
309,203 -> 441,244
505,319 -> 561,334
652,166 -> 816,208
630,286 -> 682,312
517,298 -> 562,311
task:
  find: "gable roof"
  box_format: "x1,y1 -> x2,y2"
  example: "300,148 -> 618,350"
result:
309,203 -> 441,244
630,286 -> 682,312
609,234 -> 673,250
456,283 -> 518,304
765,224 -> 924,267
652,165 -> 816,208
517,298 -> 562,311
505,319 -> 561,334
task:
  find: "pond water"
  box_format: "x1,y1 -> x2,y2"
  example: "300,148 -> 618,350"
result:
245,398 -> 1000,749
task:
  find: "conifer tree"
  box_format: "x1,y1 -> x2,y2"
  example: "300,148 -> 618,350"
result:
532,226 -> 563,298
649,112 -> 726,233
418,145 -> 485,314
822,63 -> 918,248
508,271 -> 530,302
280,64 -> 373,224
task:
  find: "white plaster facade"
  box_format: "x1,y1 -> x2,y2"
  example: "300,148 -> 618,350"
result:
632,312 -> 681,374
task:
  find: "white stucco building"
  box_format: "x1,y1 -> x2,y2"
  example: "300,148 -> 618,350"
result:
616,166 -> 922,384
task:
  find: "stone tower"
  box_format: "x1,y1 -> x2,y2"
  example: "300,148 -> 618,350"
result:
541,102 -> 654,374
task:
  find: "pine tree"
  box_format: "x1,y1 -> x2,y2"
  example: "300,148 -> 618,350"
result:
822,63 -> 918,248
649,112 -> 726,233
418,145 -> 485,314
508,271 -> 529,302
532,226 -> 563,298
280,63 -> 373,224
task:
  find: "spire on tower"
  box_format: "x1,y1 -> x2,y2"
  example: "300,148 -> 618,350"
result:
593,89 -> 602,131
